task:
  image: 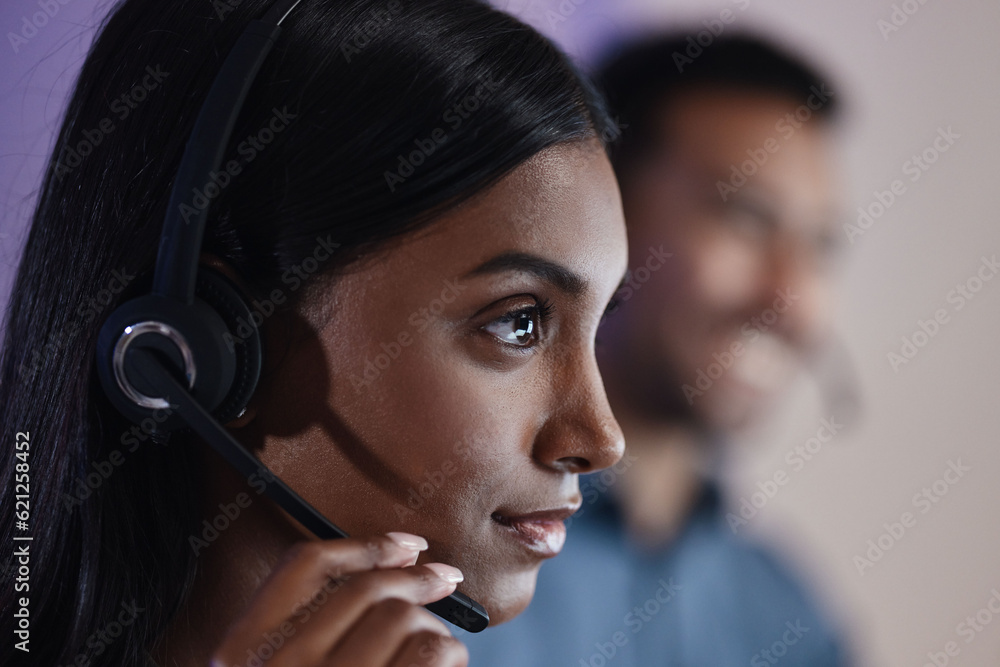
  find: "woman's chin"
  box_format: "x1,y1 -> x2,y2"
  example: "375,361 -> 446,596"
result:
461,564 -> 540,627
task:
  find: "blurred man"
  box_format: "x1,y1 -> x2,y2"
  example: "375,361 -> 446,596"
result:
463,33 -> 852,666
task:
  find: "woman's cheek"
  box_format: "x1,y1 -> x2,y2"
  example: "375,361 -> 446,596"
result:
371,320 -> 539,530
374,350 -> 483,494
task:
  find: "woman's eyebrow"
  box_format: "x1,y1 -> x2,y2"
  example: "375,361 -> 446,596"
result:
461,251 -> 587,296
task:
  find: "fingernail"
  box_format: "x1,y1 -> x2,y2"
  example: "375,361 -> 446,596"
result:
424,562 -> 464,584
386,532 -> 429,551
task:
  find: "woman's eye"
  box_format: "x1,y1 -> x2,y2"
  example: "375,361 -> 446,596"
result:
482,299 -> 554,347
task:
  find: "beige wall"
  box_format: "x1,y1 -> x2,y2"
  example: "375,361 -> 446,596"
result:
494,0 -> 1000,663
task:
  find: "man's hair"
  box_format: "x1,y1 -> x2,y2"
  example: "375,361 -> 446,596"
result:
595,32 -> 839,174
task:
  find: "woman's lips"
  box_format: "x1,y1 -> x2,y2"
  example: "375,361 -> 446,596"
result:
490,507 -> 578,557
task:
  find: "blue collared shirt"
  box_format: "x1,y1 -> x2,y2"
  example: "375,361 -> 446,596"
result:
460,479 -> 851,666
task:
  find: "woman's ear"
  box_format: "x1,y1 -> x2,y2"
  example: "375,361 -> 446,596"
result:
198,252 -> 264,430
198,253 -> 245,287
226,404 -> 258,428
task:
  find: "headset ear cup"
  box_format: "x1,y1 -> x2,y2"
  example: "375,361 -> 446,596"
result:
96,291 -> 237,432
194,267 -> 263,425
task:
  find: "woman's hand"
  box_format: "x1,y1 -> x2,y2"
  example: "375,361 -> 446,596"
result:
210,533 -> 469,667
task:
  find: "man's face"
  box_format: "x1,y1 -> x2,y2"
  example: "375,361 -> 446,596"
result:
609,87 -> 842,431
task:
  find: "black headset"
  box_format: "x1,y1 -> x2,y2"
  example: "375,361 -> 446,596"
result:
93,0 -> 488,633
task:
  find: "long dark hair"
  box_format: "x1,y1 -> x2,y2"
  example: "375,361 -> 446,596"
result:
0,1 -> 613,663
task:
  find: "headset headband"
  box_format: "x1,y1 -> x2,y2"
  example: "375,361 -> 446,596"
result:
154,0 -> 303,303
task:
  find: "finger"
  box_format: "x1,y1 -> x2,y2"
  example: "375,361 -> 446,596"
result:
326,597 -> 453,665
263,563 -> 462,666
389,630 -> 469,667
217,534 -> 426,656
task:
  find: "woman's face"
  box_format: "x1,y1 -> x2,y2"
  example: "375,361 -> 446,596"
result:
248,140 -> 628,624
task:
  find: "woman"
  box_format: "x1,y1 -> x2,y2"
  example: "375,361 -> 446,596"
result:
0,0 -> 628,665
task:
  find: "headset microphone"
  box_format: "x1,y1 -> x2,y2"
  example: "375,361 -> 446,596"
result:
93,0 -> 488,633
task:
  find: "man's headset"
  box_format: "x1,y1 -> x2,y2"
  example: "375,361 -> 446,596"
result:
92,0 -> 489,633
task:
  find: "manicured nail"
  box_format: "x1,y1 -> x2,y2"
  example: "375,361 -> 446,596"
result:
386,532 -> 429,551
424,562 -> 464,584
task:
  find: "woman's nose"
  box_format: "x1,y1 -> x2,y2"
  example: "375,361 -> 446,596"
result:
531,348 -> 626,474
